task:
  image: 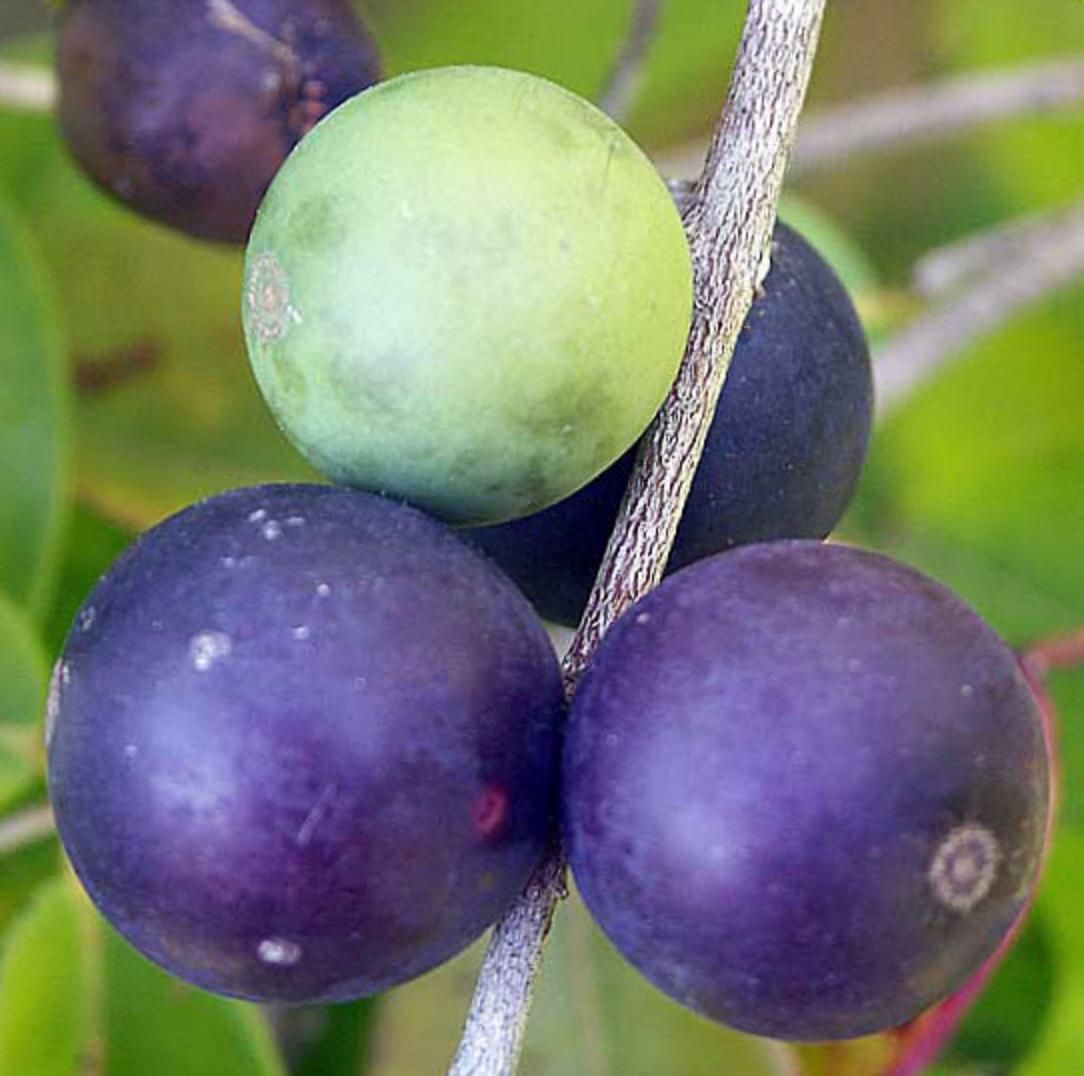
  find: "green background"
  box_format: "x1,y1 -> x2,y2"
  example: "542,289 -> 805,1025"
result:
0,1 -> 1081,1073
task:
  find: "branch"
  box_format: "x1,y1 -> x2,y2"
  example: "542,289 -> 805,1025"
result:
0,61 -> 56,113
792,55 -> 1084,175
0,804 -> 55,857
876,201 -> 1084,419
597,0 -> 664,123
912,202 -> 1084,299
448,3 -> 827,1074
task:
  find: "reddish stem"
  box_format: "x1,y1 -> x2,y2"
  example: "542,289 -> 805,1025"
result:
876,633 -> 1071,1076
1021,628 -> 1084,680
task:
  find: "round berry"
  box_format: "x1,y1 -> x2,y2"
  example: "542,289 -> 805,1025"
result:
243,66 -> 692,526
57,0 -> 380,243
465,223 -> 873,625
47,485 -> 563,1003
564,542 -> 1049,1040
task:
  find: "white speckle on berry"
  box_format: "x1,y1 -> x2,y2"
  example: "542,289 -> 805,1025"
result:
929,824 -> 1000,913
45,661 -> 66,749
262,520 -> 283,541
258,937 -> 302,966
190,631 -> 232,672
78,606 -> 96,632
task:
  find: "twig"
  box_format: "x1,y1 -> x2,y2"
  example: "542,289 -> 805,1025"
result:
656,55 -> 1084,184
913,203 -> 1084,299
792,55 -> 1084,175
597,0 -> 664,123
0,803 -> 55,857
875,201 -> 1084,419
447,3 -> 827,1074
0,61 -> 56,113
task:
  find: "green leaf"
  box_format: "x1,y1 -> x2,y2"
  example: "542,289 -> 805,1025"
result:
778,196 -> 880,301
524,894 -> 794,1076
42,504 -> 133,657
797,1035 -> 895,1076
0,103 -> 315,531
0,591 -> 48,811
0,189 -> 70,612
943,908 -> 1056,1071
101,928 -> 287,1076
0,590 -> 47,728
271,999 -> 379,1076
844,287 -> 1084,835
358,0 -> 743,148
862,287 -> 1084,617
0,879 -> 94,1076
0,834 -> 60,937
626,0 -> 744,145
0,876 -> 288,1076
934,0 -> 1084,208
370,892 -> 793,1076
1016,831 -> 1084,1075
358,0 -> 627,104
0,38 -> 55,203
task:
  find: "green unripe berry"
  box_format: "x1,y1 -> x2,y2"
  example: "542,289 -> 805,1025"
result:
242,66 -> 692,525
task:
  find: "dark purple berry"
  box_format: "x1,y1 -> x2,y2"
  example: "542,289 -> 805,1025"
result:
564,542 -> 1049,1040
56,0 -> 381,243
465,223 -> 873,625
47,485 -> 563,1003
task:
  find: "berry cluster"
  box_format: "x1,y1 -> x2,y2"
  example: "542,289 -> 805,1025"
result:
48,1 -> 1050,1047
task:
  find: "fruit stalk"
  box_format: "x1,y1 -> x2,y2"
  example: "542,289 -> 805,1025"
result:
447,2 -> 827,1074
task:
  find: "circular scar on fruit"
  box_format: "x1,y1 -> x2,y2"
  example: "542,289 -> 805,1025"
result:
929,823 -> 1001,913
245,253 -> 293,343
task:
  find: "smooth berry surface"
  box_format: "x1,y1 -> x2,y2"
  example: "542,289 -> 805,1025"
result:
47,484 -> 564,1003
564,541 -> 1049,1040
465,222 -> 873,625
57,0 -> 380,243
243,66 -> 692,526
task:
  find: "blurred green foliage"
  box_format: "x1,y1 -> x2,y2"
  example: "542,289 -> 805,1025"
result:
0,878 -> 288,1076
0,192 -> 69,615
1,0 -> 1082,1073
372,892 -> 789,1075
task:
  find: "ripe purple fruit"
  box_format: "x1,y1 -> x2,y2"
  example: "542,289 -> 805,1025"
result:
464,222 -> 873,625
56,0 -> 380,243
564,542 -> 1049,1040
46,485 -> 563,1003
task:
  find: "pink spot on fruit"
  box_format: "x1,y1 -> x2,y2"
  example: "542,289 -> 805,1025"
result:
471,784 -> 509,841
